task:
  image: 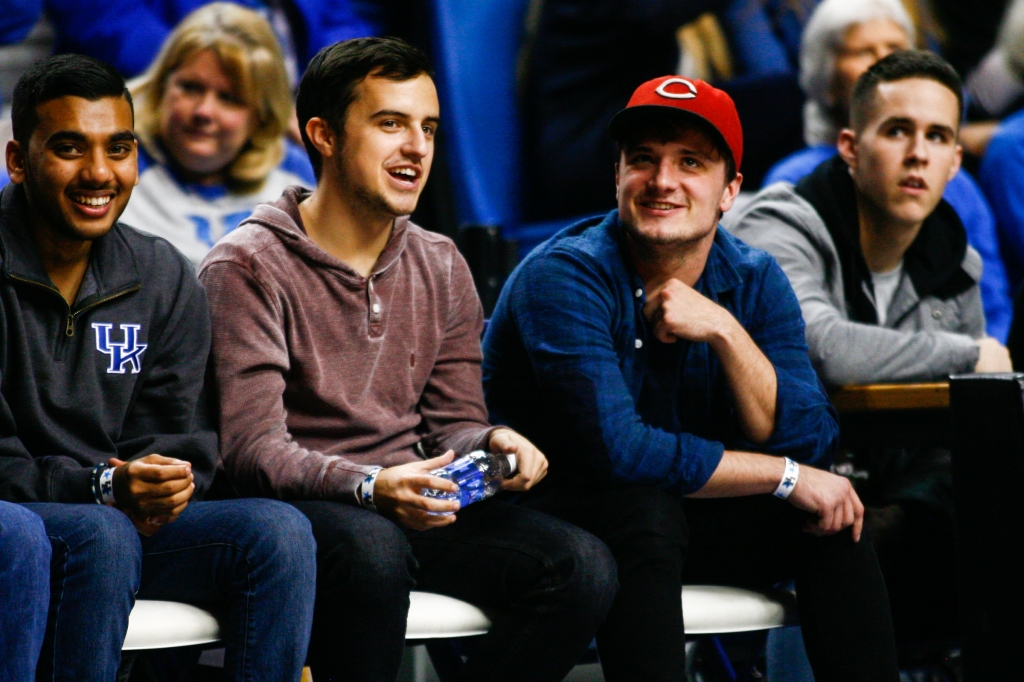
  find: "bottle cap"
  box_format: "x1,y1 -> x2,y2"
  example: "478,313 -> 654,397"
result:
505,453 -> 517,476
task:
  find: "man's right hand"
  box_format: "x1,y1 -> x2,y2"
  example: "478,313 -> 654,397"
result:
975,337 -> 1013,373
787,465 -> 865,542
373,452 -> 462,531
110,454 -> 194,536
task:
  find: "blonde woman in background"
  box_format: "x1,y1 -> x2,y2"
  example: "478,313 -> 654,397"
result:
121,2 -> 314,268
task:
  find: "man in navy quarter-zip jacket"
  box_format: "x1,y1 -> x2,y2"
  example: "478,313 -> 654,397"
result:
0,54 -> 316,682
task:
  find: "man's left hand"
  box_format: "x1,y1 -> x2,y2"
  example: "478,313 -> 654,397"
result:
643,278 -> 736,345
489,428 -> 548,492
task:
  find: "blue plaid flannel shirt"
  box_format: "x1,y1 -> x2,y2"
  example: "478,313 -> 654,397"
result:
482,210 -> 838,496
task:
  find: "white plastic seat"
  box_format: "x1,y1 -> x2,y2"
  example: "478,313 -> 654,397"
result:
682,585 -> 798,635
403,586 -> 795,643
123,586 -> 793,653
405,591 -> 492,640
122,600 -> 221,651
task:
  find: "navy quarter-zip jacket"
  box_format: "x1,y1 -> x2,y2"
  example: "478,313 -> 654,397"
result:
0,183 -> 217,503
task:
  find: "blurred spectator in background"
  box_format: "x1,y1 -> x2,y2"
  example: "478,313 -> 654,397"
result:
954,0 -> 1017,119
0,0 -> 40,46
41,0 -> 380,84
974,0 -> 1024,296
721,0 -> 816,78
521,0 -> 726,223
520,0 -> 821,223
979,104 -> 1024,296
118,3 -> 314,268
0,0 -> 43,188
762,0 -> 1012,341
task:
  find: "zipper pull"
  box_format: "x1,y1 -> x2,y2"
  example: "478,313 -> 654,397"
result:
66,314 -> 74,337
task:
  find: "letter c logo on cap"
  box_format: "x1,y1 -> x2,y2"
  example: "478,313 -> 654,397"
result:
655,78 -> 698,100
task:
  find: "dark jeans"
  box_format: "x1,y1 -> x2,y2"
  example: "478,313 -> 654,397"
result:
521,482 -> 900,682
291,498 -> 617,682
0,501 -> 50,682
22,500 -> 317,682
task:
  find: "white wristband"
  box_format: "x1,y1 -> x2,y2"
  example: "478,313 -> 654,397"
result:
358,467 -> 384,512
773,457 -> 799,500
99,466 -> 116,505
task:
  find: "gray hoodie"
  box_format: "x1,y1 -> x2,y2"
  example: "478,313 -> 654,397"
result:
730,175 -> 983,387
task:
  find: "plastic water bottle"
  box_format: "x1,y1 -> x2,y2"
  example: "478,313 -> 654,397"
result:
422,450 -> 517,514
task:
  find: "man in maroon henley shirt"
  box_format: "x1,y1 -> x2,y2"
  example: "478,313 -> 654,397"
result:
199,37 -> 617,682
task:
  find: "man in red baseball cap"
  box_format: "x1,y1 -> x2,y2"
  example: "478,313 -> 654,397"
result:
482,75 -> 900,681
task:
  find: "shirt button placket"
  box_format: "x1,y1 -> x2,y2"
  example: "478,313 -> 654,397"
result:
368,277 -> 384,337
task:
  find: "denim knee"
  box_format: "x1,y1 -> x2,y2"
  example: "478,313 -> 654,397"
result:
40,504 -> 142,594
329,512 -> 413,594
558,524 -> 619,620
294,501 -> 414,605
208,499 -> 318,577
1,503 -> 50,569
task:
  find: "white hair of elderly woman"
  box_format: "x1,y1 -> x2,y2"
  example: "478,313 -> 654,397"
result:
799,0 -> 915,145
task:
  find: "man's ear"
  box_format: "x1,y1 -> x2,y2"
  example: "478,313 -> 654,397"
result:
304,117 -> 338,160
948,142 -> 963,183
719,172 -> 744,214
6,140 -> 26,184
837,128 -> 859,171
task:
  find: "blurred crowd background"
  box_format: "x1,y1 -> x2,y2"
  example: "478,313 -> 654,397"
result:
4,0 -> 1024,322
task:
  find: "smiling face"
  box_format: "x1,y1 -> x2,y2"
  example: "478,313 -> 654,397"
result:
832,18 -> 911,111
158,49 -> 255,183
615,123 -> 741,251
330,73 -> 438,219
839,77 -> 962,229
6,95 -> 138,242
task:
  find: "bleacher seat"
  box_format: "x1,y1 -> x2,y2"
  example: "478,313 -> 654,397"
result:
126,586 -> 797,682
413,585 -> 797,681
122,600 -> 220,651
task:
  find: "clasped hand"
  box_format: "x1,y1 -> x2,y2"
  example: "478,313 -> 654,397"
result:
642,279 -> 734,345
110,454 -> 195,536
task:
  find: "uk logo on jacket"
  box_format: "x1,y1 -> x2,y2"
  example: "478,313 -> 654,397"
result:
92,322 -> 148,374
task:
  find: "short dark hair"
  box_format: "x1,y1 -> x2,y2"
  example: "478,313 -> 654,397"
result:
849,50 -> 963,132
615,108 -> 737,184
296,37 -> 433,179
11,53 -> 133,147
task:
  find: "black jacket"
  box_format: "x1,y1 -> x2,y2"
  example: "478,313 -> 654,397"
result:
0,183 -> 217,503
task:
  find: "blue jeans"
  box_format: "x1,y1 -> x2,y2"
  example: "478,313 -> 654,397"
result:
23,499 -> 317,682
291,498 -> 617,682
0,501 -> 50,682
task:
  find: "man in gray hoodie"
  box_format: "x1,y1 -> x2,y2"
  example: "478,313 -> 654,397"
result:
732,50 -> 1010,641
735,51 -> 1010,386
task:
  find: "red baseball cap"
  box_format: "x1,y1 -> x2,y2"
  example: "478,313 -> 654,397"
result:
609,75 -> 744,171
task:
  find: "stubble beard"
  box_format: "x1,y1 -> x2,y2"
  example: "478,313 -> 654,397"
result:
621,212 -> 716,252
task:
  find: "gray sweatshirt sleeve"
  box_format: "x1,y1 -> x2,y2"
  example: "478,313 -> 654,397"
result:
731,185 -> 980,386
956,248 -> 988,339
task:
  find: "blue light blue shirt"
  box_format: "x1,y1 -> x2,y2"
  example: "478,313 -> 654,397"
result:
980,108 -> 1024,297
482,211 -> 838,496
